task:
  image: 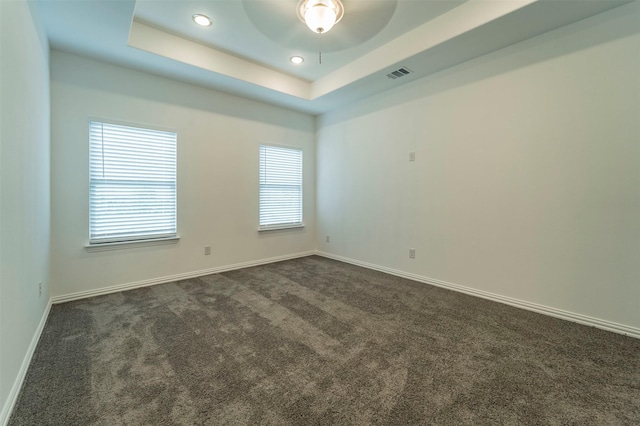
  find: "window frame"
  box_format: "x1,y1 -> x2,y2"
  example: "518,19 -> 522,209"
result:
258,143 -> 304,232
87,118 -> 179,249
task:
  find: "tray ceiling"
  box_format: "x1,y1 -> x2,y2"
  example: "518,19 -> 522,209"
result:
32,0 -> 632,114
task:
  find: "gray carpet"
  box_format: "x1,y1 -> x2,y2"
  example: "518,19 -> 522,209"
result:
9,256 -> 640,425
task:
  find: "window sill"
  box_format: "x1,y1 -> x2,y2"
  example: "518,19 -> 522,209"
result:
85,236 -> 180,252
258,224 -> 305,232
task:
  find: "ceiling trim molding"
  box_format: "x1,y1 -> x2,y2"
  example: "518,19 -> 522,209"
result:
124,0 -> 634,112
311,0 -> 538,99
129,19 -> 312,100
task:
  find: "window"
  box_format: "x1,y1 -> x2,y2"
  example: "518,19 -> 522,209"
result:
259,144 -> 303,229
89,121 -> 177,244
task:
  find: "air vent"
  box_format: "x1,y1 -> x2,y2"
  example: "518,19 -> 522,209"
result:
386,67 -> 413,80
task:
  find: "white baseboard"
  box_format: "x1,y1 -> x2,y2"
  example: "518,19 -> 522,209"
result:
1,299 -> 52,426
4,250 -> 636,426
49,248 -> 640,339
51,251 -> 316,304
314,251 -> 640,339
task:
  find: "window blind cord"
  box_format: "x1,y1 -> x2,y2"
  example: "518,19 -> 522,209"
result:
100,122 -> 105,179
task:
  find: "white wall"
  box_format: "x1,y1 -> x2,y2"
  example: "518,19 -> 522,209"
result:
0,0 -> 51,421
316,3 -> 640,330
50,51 -> 315,299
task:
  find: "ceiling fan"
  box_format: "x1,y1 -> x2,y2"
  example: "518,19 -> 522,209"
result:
297,0 -> 344,63
297,0 -> 345,34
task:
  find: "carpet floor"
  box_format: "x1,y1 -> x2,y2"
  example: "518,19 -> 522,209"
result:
9,256 -> 640,425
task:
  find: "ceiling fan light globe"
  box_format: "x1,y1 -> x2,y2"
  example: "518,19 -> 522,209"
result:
304,4 -> 337,33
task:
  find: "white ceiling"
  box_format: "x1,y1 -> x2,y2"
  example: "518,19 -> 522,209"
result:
133,0 -> 466,82
32,0 -> 632,114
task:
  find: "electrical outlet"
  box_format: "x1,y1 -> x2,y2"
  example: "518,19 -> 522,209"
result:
39,281 -> 42,297
326,236 -> 330,243
409,152 -> 416,162
409,249 -> 416,259
204,245 -> 211,256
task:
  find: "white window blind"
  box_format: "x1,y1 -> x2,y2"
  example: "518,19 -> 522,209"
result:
259,145 -> 303,229
89,121 -> 177,244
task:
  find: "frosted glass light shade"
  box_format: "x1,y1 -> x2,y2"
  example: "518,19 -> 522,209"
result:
297,0 -> 344,34
304,4 -> 337,33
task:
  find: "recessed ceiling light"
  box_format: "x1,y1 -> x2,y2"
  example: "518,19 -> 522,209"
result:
192,14 -> 212,27
290,56 -> 304,65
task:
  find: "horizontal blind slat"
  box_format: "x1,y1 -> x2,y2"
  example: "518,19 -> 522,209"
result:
259,145 -> 302,227
90,121 -> 177,243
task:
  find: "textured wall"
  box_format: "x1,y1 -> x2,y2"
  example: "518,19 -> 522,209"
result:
50,51 -> 316,298
316,3 -> 640,330
0,0 -> 51,420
